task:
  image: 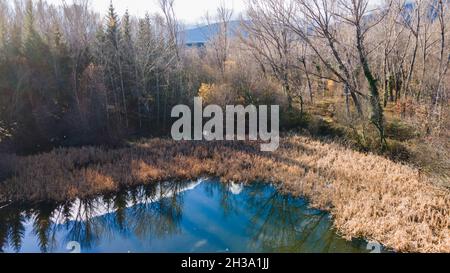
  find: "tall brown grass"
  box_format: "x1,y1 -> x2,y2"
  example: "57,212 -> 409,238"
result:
0,135 -> 448,252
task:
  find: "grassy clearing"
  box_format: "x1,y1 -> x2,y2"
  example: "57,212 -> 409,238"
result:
0,135 -> 448,253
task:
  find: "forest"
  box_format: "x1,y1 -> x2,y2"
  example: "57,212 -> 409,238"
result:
0,0 -> 448,158
0,0 -> 449,253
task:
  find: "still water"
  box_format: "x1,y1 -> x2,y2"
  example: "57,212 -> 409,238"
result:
0,178 -> 374,253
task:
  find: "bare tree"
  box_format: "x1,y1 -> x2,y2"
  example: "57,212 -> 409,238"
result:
159,0 -> 180,61
285,0 -> 365,116
61,0 -> 99,122
340,0 -> 391,147
428,0 -> 449,133
203,1 -> 233,77
283,0 -> 392,147
242,0 -> 300,109
400,0 -> 423,100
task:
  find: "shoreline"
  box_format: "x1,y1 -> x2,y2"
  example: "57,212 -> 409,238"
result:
0,135 -> 449,253
0,178 -> 381,253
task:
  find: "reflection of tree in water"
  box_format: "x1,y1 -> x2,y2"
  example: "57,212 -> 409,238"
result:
60,181 -> 185,250
31,203 -> 60,252
243,183 -> 348,253
196,181 -> 348,252
0,201 -> 98,253
0,181 -> 186,252
112,191 -> 128,232
0,181 -> 367,253
0,205 -> 26,252
127,182 -> 184,242
0,204 -> 60,253
202,181 -> 239,217
59,199 -> 114,250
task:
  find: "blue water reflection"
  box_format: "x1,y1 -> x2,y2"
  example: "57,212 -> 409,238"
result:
0,179 -> 371,253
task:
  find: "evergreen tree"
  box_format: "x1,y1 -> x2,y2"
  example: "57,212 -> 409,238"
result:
136,14 -> 155,124
102,2 -> 127,128
122,10 -> 133,48
19,0 -> 61,150
121,10 -> 139,126
23,0 -> 45,63
51,25 -> 72,107
105,2 -> 121,49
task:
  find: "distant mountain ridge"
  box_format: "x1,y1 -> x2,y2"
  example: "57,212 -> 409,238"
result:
181,20 -> 245,45
181,1 -> 450,46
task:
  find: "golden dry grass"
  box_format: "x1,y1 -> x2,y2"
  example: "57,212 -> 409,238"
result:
0,135 -> 449,253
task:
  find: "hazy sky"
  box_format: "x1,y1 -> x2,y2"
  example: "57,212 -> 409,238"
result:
45,0 -> 384,26
46,0 -> 247,25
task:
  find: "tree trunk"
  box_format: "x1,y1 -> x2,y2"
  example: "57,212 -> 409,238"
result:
356,27 -> 386,149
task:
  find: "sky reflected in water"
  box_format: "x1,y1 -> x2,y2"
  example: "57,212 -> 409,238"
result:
0,179 -> 372,253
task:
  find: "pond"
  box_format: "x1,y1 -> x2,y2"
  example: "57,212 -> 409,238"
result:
0,178 -> 378,253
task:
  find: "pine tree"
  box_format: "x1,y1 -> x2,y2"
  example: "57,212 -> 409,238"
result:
121,10 -> 139,127
20,0 -> 59,150
23,0 -> 43,61
52,25 -> 72,106
23,0 -> 51,82
121,10 -> 135,86
103,2 -> 128,128
122,10 -> 133,48
105,2 -> 121,50
136,14 -> 155,124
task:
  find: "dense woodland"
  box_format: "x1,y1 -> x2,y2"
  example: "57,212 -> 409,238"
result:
0,0 -> 448,171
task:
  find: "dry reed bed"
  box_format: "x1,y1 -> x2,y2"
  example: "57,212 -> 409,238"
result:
0,136 -> 448,252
